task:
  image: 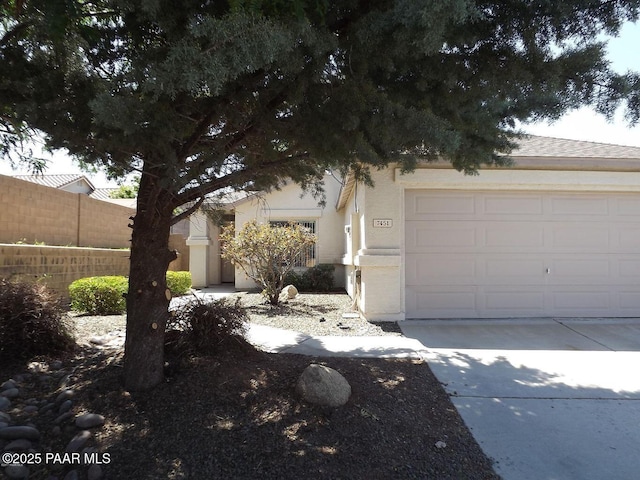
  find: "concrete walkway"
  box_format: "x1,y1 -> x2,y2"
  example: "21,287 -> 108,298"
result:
401,318 -> 640,480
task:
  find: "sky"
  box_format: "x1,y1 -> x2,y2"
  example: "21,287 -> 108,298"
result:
1,20 -> 639,188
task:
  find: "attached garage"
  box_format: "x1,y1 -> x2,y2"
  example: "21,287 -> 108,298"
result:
405,189 -> 640,319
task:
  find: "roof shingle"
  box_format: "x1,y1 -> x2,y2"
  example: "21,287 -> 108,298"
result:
511,135 -> 640,159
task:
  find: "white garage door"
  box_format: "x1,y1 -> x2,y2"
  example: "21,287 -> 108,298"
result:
405,190 -> 640,319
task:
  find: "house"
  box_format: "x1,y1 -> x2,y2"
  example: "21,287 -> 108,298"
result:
189,135 -> 640,321
13,173 -> 138,207
15,173 -> 96,195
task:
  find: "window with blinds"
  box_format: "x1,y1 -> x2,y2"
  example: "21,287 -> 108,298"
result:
269,220 -> 317,268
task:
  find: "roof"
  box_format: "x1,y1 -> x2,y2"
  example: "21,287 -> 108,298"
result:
336,135 -> 640,210
14,174 -> 95,191
510,135 -> 640,159
203,189 -> 260,209
89,188 -> 119,200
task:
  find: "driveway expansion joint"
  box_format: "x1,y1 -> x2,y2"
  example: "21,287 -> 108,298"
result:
553,319 -> 616,351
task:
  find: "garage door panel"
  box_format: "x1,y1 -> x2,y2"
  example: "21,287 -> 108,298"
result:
485,258 -> 544,279
483,195 -> 543,215
412,194 -> 476,217
405,190 -> 640,318
618,292 -> 640,310
484,289 -> 546,313
408,287 -> 477,318
548,258 -> 610,282
617,228 -> 640,249
485,225 -> 545,248
616,198 -> 640,216
406,255 -> 476,284
551,227 -> 611,250
408,224 -> 476,250
618,259 -> 640,279
550,196 -> 609,215
549,290 -> 611,311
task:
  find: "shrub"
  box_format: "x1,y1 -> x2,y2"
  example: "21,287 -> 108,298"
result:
284,264 -> 335,292
166,271 -> 192,296
220,220 -> 316,305
0,279 -> 75,361
69,276 -> 128,315
165,297 -> 249,356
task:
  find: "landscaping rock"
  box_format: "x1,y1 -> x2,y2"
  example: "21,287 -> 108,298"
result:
0,426 -> 41,441
59,399 -> 73,414
0,397 -> 11,411
0,387 -> 20,398
0,380 -> 17,391
4,439 -> 32,451
55,390 -> 74,405
4,464 -> 29,479
23,405 -> 38,415
54,411 -> 75,425
64,469 -> 79,480
66,430 -> 91,452
39,403 -> 55,415
50,361 -> 63,371
87,464 -> 104,480
75,414 -> 105,429
296,364 -> 351,407
282,284 -> 298,299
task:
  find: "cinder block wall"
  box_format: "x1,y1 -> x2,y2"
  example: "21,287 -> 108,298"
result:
0,244 -> 130,298
0,175 -> 133,248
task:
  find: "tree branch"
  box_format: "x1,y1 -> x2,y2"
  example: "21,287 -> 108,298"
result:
171,196 -> 205,225
172,152 -> 310,208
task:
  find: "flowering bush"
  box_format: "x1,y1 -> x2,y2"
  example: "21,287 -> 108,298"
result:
220,220 -> 316,305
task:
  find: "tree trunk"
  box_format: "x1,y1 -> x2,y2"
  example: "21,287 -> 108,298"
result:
123,173 -> 176,391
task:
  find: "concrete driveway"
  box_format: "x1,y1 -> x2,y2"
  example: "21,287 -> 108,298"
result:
400,318 -> 640,480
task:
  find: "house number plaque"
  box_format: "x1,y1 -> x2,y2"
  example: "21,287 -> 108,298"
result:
373,219 -> 393,228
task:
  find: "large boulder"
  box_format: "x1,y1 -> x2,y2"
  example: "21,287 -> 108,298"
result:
296,364 -> 351,407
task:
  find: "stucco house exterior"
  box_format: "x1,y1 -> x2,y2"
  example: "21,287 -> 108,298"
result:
188,135 -> 640,321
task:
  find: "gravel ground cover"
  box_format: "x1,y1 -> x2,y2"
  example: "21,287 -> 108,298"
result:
0,292 -> 499,479
69,292 -> 401,340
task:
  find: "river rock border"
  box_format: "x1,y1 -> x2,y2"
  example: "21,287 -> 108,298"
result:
0,360 -> 108,480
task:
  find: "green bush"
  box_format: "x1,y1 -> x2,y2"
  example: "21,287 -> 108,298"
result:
284,264 -> 335,292
69,276 -> 128,315
0,279 -> 75,361
166,271 -> 192,296
165,297 -> 248,356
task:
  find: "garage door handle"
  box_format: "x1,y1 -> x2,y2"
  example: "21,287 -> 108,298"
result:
545,268 -> 551,274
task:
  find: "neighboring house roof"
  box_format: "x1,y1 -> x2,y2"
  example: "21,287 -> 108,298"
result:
89,187 -> 119,200
15,173 -> 96,192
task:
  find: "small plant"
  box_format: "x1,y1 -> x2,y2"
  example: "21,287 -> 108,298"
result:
166,297 -> 248,356
220,220 -> 316,305
69,276 -> 128,315
166,271 -> 192,296
0,279 -> 75,361
284,264 -> 335,292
